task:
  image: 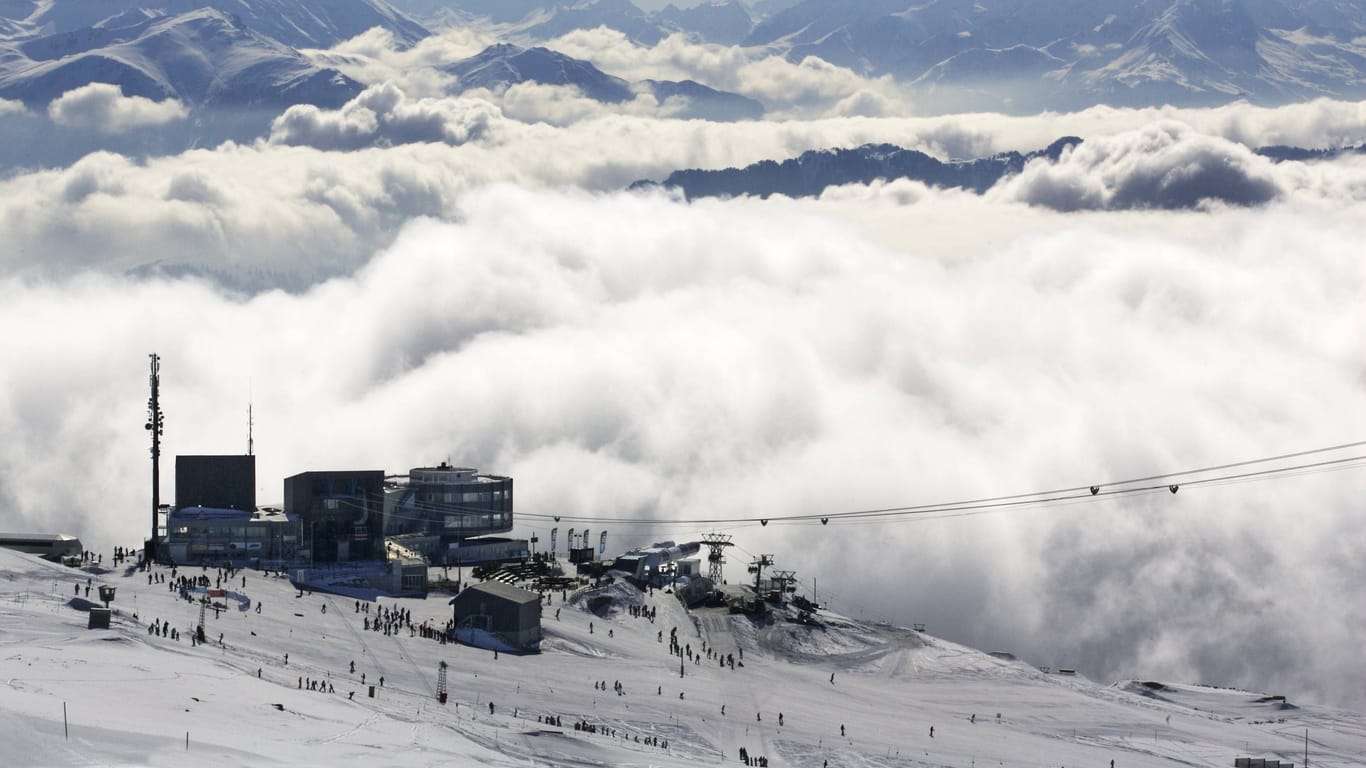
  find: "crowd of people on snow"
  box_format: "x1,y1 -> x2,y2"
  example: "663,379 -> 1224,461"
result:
86,546 -> 1040,768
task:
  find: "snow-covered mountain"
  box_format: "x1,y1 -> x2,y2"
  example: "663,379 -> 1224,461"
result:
656,1 -> 755,45
391,0 -> 757,46
445,42 -> 763,120
0,8 -> 363,108
744,0 -> 1366,111
4,545 -> 1365,767
516,0 -> 674,45
0,0 -> 429,50
398,0 -> 1366,111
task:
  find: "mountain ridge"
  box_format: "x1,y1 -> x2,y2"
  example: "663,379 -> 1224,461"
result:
444,42 -> 764,120
0,8 -> 364,108
634,136 -> 1084,199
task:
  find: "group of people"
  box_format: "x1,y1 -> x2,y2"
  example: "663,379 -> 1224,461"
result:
594,679 -> 627,696
112,545 -> 136,565
299,676 -> 335,694
75,549 -> 103,565
626,603 -> 656,622
146,617 -> 179,641
360,601 -> 416,638
738,746 -> 768,766
560,719 -> 668,751
661,626 -> 740,671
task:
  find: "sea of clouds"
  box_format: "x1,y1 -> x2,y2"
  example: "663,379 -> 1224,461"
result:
2,25 -> 1365,711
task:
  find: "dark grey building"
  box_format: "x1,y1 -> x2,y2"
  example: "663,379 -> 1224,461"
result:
284,470 -> 385,564
176,455 -> 255,512
449,581 -> 542,652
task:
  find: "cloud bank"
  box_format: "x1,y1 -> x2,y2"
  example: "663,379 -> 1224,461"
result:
270,82 -> 502,149
992,121 -> 1284,211
2,185 -> 1365,711
3,95 -> 1365,291
47,83 -> 189,132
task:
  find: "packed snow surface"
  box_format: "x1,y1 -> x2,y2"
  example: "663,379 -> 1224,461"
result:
1,547 -> 1363,767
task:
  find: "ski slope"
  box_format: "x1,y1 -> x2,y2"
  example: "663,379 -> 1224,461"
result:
1,547 -> 1362,767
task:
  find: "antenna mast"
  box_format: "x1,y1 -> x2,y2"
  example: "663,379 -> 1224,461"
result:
145,354 -> 164,563
248,401 -> 254,456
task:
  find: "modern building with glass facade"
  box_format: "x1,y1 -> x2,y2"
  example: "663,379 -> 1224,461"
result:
384,463 -> 514,559
162,505 -> 299,565
284,470 -> 386,564
161,457 -> 518,574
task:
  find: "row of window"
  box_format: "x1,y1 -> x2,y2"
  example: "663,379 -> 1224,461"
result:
171,525 -> 283,538
443,512 -> 511,530
419,490 -> 509,504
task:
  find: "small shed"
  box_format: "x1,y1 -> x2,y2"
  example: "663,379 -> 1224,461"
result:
449,581 -> 542,652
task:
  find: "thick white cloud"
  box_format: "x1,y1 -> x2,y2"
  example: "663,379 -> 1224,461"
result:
270,82 -> 504,150
2,185 -> 1365,711
991,122 -> 1285,211
4,96 -> 1366,290
47,83 -> 189,133
304,25 -> 490,98
0,97 -> 25,116
541,28 -> 912,119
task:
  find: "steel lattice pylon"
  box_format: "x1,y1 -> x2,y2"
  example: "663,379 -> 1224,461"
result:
701,532 -> 733,584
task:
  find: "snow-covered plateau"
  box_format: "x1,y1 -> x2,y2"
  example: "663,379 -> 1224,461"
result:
2,547 -> 1362,767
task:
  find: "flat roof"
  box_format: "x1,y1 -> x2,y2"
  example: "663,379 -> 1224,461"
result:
0,533 -> 79,542
168,506 -> 296,523
449,581 -> 540,606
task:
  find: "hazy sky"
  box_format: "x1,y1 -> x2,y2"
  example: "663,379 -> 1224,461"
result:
2,21 -> 1365,712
